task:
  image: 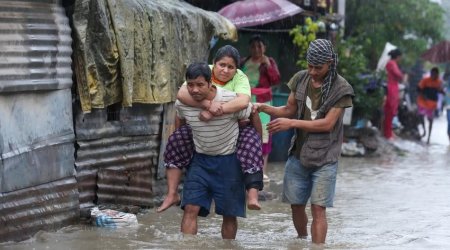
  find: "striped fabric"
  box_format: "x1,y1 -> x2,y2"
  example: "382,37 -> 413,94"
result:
163,124 -> 263,174
175,87 -> 251,156
306,39 -> 338,104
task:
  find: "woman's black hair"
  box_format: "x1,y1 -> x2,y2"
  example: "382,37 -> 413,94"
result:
213,45 -> 240,67
388,48 -> 402,59
185,62 -> 211,82
249,34 -> 266,46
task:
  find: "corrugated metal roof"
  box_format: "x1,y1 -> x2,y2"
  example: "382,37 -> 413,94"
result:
0,0 -> 72,92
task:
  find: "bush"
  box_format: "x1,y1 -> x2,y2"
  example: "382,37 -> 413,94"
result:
336,37 -> 384,122
289,17 -> 320,69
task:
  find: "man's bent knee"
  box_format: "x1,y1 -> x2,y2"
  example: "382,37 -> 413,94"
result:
184,204 -> 200,214
311,204 -> 326,219
291,204 -> 306,212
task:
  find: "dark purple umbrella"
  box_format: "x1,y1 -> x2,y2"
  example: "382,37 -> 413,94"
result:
218,0 -> 303,28
421,40 -> 450,64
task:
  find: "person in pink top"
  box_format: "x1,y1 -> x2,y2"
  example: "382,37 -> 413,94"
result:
240,34 -> 280,181
384,49 -> 404,140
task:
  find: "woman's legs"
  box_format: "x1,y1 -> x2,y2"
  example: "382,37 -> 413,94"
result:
163,125 -> 194,169
158,125 -> 194,212
384,102 -> 395,139
161,125 -> 264,211
236,126 -> 263,174
237,126 -> 263,210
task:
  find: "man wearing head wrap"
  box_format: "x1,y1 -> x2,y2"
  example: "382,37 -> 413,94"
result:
254,39 -> 354,244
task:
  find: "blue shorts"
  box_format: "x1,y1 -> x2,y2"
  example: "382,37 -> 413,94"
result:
181,153 -> 246,218
282,156 -> 337,207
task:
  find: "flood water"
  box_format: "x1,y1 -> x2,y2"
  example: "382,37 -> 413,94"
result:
2,115 -> 450,250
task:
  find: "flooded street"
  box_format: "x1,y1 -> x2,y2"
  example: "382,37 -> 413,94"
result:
2,115 -> 450,250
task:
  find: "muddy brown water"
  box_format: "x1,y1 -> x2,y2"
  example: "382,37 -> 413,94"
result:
3,115 -> 450,250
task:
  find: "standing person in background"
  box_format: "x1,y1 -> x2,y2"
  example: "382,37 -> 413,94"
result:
417,67 -> 444,144
254,39 -> 354,244
241,34 -> 280,182
384,48 -> 404,140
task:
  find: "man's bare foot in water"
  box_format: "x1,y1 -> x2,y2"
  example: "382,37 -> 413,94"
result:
247,188 -> 261,210
157,193 -> 181,213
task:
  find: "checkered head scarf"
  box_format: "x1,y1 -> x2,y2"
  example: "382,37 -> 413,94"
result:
306,39 -> 338,104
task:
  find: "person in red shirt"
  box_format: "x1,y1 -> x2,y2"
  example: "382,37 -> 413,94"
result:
417,67 -> 444,144
384,49 -> 404,140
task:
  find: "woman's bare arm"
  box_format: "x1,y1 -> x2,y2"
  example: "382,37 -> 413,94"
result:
249,109 -> 263,138
212,93 -> 250,115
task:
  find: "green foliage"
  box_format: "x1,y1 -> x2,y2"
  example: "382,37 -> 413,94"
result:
290,20 -> 383,121
289,17 -> 320,68
336,37 -> 384,120
345,0 -> 445,69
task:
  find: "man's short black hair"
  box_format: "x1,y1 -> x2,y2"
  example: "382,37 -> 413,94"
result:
185,62 -> 211,82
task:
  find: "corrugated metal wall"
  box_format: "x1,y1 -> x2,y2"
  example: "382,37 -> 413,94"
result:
0,0 -> 78,242
70,0 -> 238,211
74,104 -> 162,209
0,177 -> 79,242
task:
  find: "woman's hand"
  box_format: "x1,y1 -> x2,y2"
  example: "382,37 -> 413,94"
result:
267,118 -> 293,133
201,99 -> 212,109
199,110 -> 213,121
261,55 -> 271,66
209,101 -> 224,116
